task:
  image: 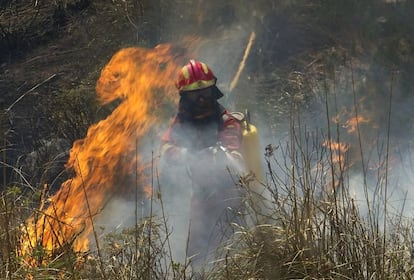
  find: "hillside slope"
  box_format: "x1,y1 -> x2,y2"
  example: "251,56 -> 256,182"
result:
1,0 -> 413,188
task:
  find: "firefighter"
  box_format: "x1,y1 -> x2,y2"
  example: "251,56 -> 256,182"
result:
160,59 -> 246,273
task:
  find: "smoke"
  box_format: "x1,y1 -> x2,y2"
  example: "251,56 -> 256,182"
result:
89,0 -> 269,263
91,1 -> 301,265
297,62 -> 414,221
90,0 -> 414,268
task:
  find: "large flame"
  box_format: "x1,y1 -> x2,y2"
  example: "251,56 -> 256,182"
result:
20,43 -> 196,259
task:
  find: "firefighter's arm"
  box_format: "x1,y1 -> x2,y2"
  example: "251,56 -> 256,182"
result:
160,117 -> 188,163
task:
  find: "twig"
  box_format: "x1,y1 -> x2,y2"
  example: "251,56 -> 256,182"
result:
154,155 -> 177,278
229,31 -> 256,93
382,69 -> 394,277
76,154 -> 107,280
0,161 -> 36,192
147,151 -> 154,280
135,138 -> 139,276
6,74 -> 57,112
350,61 -> 373,234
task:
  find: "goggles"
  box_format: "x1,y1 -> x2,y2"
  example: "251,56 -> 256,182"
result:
181,88 -> 215,103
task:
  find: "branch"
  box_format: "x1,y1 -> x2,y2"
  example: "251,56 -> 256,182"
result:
6,73 -> 57,112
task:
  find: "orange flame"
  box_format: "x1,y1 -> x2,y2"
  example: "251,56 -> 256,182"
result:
343,115 -> 370,134
20,43 -> 197,260
333,97 -> 374,135
322,139 -> 350,165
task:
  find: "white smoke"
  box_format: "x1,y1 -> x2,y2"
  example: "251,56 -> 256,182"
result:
93,0 -> 414,271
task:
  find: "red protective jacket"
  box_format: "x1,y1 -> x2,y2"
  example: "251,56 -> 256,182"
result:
160,107 -> 243,161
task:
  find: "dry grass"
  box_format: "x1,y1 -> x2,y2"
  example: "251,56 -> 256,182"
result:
2,81 -> 414,279
3,117 -> 414,279
1,1 -> 414,278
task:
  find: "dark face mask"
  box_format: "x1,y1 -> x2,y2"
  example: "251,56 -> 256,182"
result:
179,88 -> 218,121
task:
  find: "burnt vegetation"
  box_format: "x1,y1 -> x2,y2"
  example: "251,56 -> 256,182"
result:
1,0 -> 414,279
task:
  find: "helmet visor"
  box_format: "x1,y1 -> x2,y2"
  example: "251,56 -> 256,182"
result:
180,85 -> 223,99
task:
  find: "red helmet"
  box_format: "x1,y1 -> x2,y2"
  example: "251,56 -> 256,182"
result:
176,60 -> 217,92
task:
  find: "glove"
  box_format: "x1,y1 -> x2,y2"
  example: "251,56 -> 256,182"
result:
199,145 -> 245,169
202,145 -> 228,163
210,144 -> 244,163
